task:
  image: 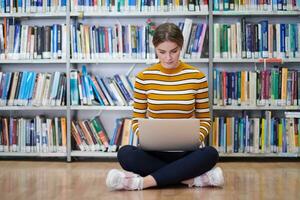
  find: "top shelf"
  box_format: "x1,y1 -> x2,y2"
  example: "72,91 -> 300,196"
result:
70,11 -> 209,17
213,10 -> 300,16
1,58 -> 298,64
213,58 -> 300,63
70,58 -> 209,64
0,59 -> 66,64
0,12 -> 67,18
1,11 -> 299,18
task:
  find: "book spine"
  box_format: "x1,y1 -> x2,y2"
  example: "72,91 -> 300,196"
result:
70,70 -> 79,105
91,117 -> 109,148
113,74 -> 133,105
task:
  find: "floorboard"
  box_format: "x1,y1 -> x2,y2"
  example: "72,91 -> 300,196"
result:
0,161 -> 299,200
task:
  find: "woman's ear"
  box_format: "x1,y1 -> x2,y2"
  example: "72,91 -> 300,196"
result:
154,48 -> 158,59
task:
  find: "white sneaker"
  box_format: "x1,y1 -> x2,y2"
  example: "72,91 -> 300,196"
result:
106,169 -> 143,191
206,167 -> 224,187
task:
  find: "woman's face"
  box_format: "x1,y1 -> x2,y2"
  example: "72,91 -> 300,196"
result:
155,40 -> 181,69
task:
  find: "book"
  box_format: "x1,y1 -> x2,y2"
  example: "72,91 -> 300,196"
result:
70,70 -> 79,105
120,118 -> 132,146
91,117 -> 109,148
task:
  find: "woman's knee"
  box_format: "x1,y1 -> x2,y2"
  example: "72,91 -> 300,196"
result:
117,145 -> 138,170
196,146 -> 219,166
205,146 -> 219,164
117,145 -> 136,161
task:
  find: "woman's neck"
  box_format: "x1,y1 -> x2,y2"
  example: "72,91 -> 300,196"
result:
158,61 -> 184,74
161,60 -> 180,69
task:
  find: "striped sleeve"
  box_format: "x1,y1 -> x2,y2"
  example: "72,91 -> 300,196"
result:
131,72 -> 147,137
195,74 -> 211,142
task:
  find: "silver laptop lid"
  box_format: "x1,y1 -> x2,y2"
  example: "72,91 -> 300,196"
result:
138,118 -> 200,151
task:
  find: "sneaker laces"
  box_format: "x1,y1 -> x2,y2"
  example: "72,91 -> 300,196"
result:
106,169 -> 143,191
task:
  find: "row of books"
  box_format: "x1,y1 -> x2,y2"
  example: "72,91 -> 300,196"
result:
0,116 -> 67,153
70,66 -> 134,106
70,0 -> 209,12
0,0 -> 67,13
214,20 -> 300,59
70,22 -> 156,60
70,19 -> 208,60
213,0 -> 300,11
5,0 -> 300,14
0,71 -> 66,106
111,118 -> 138,150
71,117 -> 137,152
213,67 -> 300,107
0,19 -> 67,60
179,18 -> 208,59
2,19 -> 299,61
212,111 -> 300,154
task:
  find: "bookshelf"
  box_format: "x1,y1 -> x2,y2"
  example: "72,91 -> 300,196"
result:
68,3 -> 210,159
0,3 -> 69,159
210,2 -> 300,156
0,1 -> 299,161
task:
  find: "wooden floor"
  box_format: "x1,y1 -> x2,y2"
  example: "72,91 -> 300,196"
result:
0,161 -> 299,200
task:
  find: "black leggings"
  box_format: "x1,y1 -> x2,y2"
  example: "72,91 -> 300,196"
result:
117,145 -> 219,187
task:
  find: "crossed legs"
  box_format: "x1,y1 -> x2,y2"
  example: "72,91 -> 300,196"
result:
106,145 -> 222,190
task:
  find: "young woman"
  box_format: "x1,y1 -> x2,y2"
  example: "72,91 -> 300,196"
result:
106,23 -> 224,191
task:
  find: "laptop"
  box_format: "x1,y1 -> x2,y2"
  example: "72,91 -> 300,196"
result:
138,118 -> 201,151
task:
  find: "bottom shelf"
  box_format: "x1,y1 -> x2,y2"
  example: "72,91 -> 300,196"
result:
219,153 -> 299,157
71,151 -> 117,158
70,151 -> 299,158
0,152 -> 67,157
0,151 -> 298,158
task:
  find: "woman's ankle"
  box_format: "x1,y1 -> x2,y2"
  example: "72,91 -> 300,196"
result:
181,178 -> 194,187
142,175 -> 157,189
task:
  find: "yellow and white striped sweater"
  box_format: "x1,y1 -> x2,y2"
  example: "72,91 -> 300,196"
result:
132,61 -> 211,142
